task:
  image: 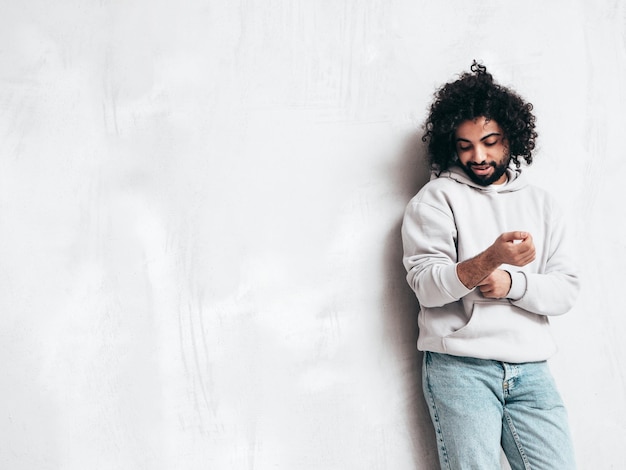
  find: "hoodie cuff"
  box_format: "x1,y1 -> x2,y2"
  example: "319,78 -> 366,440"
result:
447,264 -> 474,300
506,271 -> 527,301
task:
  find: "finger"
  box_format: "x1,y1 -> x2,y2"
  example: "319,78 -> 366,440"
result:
515,240 -> 535,255
517,245 -> 535,258
518,253 -> 536,266
501,231 -> 529,242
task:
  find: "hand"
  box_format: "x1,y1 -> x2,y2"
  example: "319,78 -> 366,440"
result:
488,231 -> 535,267
477,269 -> 511,299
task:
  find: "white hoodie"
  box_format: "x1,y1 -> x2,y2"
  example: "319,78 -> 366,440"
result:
401,165 -> 579,363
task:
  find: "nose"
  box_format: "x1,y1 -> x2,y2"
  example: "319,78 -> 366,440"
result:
470,145 -> 487,163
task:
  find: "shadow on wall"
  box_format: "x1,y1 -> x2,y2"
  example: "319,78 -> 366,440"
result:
382,130 -> 440,468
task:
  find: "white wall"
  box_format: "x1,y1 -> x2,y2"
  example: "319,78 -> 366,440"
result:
0,1 -> 624,468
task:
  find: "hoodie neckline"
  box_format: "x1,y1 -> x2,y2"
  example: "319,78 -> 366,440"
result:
436,165 -> 528,193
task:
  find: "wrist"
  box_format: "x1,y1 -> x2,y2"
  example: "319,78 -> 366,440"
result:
485,244 -> 503,267
457,249 -> 502,290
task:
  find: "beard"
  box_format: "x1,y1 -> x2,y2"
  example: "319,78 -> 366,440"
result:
458,157 -> 510,186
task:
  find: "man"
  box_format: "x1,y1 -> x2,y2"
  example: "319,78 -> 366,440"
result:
401,62 -> 579,469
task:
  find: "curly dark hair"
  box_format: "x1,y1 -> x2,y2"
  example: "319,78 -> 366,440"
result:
422,61 -> 537,172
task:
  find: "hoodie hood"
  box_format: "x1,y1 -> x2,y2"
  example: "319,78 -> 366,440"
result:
432,164 -> 528,193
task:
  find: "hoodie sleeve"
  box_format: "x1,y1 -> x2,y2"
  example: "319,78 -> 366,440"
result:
510,205 -> 580,316
401,200 -> 473,308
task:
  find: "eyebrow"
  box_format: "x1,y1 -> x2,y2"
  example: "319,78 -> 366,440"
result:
456,132 -> 502,143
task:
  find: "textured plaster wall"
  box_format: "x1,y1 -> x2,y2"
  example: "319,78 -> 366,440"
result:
0,1 -> 624,469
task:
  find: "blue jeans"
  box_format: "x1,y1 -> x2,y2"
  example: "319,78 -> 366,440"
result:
422,351 -> 575,469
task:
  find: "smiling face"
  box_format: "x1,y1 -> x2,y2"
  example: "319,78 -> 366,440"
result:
455,117 -> 510,186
